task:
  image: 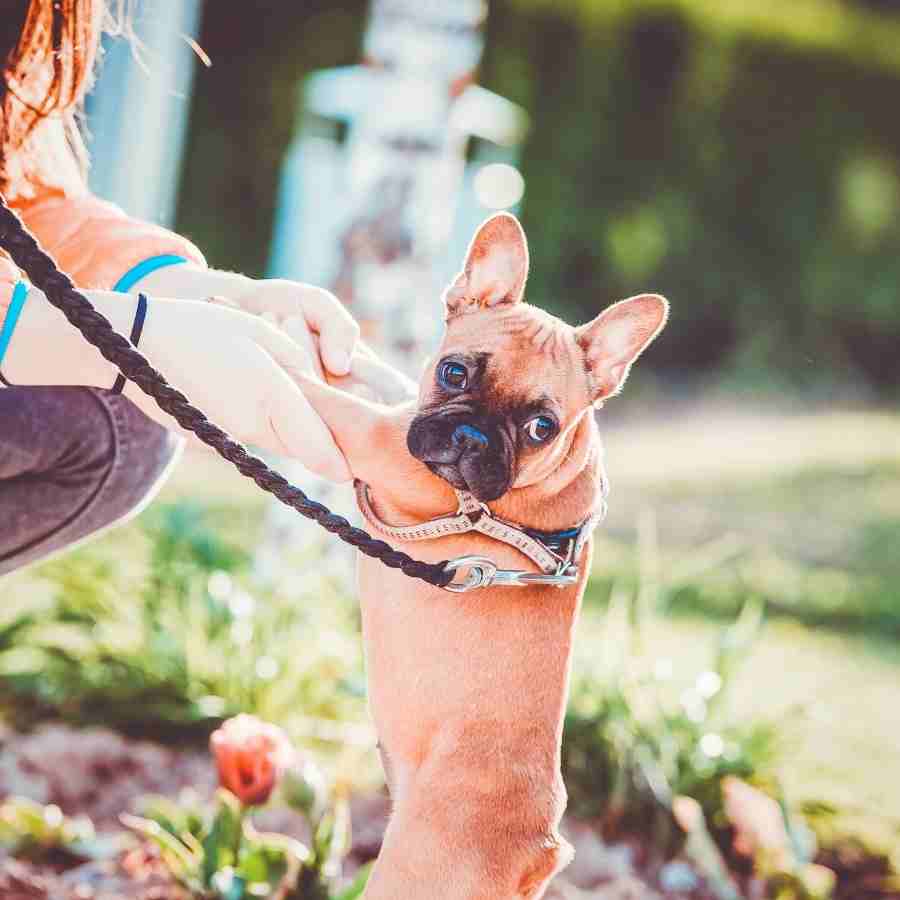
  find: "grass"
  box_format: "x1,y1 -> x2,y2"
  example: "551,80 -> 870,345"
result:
584,403 -> 900,848
573,607 -> 900,848
3,402 -> 900,852
596,406 -> 900,635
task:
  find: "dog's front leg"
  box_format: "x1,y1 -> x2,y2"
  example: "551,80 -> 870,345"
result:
364,795 -> 569,900
294,374 -> 407,487
362,746 -> 571,900
296,373 -> 457,519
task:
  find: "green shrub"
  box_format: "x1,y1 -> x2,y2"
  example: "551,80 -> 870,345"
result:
0,503 -> 365,745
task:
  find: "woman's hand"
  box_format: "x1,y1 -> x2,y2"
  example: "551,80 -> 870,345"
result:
3,289 -> 351,481
134,266 -> 359,380
137,299 -> 351,480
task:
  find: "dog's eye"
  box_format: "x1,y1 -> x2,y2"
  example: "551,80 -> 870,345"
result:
524,415 -> 557,444
438,361 -> 468,391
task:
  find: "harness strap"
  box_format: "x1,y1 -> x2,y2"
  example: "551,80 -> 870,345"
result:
354,480 -> 605,576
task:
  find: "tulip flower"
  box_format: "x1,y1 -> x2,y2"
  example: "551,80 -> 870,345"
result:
210,714 -> 293,807
721,776 -> 792,868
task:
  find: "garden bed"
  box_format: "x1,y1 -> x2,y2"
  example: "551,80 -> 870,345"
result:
1,724 -> 896,900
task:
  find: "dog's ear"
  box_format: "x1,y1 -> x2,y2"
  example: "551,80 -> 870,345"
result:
576,294 -> 669,402
444,213 -> 529,318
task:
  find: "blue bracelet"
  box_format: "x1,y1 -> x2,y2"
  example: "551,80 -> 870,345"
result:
114,254 -> 187,294
111,293 -> 149,394
0,281 -> 29,375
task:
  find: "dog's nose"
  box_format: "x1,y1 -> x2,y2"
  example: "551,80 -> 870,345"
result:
451,423 -> 489,451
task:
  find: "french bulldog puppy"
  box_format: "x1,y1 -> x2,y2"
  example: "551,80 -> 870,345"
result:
298,213 -> 668,899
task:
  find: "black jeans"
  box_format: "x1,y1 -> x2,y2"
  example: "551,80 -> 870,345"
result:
0,387 -> 182,576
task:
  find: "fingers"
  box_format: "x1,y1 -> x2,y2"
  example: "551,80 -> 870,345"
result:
294,285 -> 359,377
253,323 -> 351,481
255,317 -> 317,378
281,313 -> 326,381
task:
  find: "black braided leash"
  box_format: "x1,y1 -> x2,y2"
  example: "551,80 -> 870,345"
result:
0,196 -> 453,588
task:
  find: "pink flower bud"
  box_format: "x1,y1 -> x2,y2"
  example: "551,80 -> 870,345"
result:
210,714 -> 293,807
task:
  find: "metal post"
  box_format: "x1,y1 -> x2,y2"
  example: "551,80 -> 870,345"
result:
257,1 -> 528,589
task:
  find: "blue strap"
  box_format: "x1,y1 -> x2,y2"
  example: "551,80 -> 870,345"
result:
111,293 -> 149,394
0,281 -> 29,371
114,254 -> 186,293
521,522 -> 584,553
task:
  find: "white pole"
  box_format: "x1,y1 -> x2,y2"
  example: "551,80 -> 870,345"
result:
86,0 -> 203,227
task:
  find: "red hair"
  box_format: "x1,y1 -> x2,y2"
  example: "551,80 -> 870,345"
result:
0,1 -> 124,199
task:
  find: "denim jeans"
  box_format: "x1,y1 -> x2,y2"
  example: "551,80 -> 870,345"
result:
0,386 -> 182,576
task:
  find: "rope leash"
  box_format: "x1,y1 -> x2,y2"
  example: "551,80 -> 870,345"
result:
0,195 -> 455,589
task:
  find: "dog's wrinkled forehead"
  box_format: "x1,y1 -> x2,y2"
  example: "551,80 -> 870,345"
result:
433,305 -> 588,414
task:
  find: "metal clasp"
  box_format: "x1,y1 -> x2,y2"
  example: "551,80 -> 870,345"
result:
442,555 -> 579,592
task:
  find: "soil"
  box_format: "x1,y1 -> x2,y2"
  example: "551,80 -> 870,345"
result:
0,725 -> 895,899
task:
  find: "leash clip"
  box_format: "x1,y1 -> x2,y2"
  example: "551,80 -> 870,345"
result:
442,555 -> 579,592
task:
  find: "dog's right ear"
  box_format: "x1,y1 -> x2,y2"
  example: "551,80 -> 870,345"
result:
444,213 -> 529,319
576,293 -> 669,403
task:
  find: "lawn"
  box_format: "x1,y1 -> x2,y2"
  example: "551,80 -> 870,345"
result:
585,404 -> 900,848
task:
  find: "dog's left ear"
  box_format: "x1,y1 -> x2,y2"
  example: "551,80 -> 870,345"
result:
444,213 -> 529,318
576,294 -> 669,402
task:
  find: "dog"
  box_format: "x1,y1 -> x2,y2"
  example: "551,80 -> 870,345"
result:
298,213 -> 668,899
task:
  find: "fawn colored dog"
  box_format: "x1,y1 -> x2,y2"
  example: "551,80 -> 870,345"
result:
299,214 -> 668,899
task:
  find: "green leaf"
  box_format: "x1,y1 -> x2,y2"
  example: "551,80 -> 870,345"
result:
121,814 -> 200,882
203,790 -> 245,886
249,830 -> 310,864
236,845 -> 272,885
314,791 -> 351,872
0,614 -> 36,651
333,863 -> 372,900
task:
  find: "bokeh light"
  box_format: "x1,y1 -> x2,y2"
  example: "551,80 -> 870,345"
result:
474,163 -> 525,209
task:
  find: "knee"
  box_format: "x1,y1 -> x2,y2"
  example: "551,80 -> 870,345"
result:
9,387 -> 183,527
94,392 -> 182,524
0,386 -> 117,479
7,388 -> 180,505
0,388 -> 180,574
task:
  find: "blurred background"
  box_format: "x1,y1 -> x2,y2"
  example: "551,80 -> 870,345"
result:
2,2 -> 900,898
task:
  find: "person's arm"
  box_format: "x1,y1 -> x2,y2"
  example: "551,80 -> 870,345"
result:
10,189 -> 408,409
16,192 -> 361,379
0,284 -> 351,482
133,265 -> 360,378
13,190 -> 208,295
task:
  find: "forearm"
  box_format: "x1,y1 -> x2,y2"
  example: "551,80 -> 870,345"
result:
127,262 -> 252,302
0,274 -> 355,479
3,286 -> 136,387
132,264 -> 362,380
1,287 -> 186,433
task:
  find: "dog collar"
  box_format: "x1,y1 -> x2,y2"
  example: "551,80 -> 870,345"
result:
354,480 -> 607,590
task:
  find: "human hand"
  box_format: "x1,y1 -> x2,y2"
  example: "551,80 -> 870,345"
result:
217,278 -> 361,380
135,298 -> 351,480
134,266 -> 360,380
3,288 -> 351,479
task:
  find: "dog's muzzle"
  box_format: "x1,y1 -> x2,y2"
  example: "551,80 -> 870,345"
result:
407,409 -> 514,502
